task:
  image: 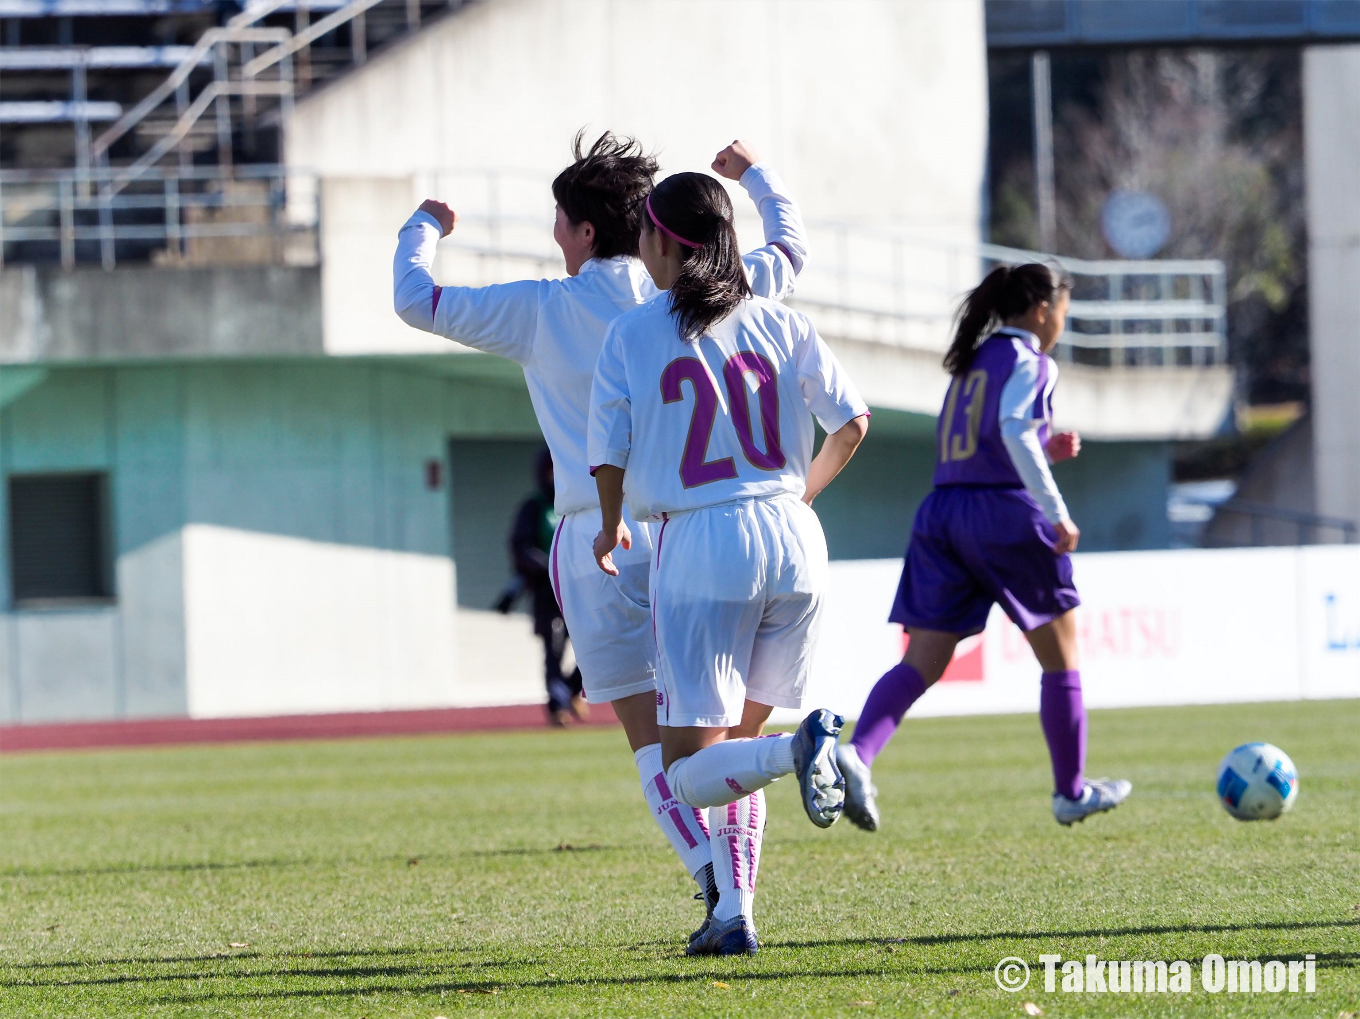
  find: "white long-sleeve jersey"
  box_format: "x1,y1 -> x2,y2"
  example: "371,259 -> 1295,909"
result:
588,296 -> 869,521
996,327 -> 1068,524
393,164 -> 809,516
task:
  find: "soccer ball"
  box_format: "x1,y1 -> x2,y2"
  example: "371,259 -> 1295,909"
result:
1215,742 -> 1298,821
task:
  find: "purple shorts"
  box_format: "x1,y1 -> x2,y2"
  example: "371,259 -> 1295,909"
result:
890,485 -> 1079,636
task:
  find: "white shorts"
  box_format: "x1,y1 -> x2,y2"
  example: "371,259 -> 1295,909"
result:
550,505 -> 658,704
652,495 -> 828,728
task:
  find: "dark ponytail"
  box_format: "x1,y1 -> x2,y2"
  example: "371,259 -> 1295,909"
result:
944,262 -> 1073,375
643,172 -> 751,341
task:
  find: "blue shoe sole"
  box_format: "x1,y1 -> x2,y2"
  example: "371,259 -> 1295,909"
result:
793,710 -> 845,828
686,920 -> 758,956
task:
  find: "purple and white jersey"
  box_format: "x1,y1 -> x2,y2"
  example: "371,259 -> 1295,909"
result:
588,296 -> 868,521
932,326 -> 1068,523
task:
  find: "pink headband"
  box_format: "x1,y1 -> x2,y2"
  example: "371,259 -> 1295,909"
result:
645,194 -> 704,248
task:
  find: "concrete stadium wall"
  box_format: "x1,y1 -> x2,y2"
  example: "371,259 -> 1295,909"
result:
287,0 -> 988,357
1305,45 -> 1360,531
290,0 -> 985,230
0,265 -> 323,362
0,361 -> 546,724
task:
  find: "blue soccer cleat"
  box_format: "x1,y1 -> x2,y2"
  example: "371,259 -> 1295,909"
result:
1052,778 -> 1132,826
836,742 -> 880,831
685,914 -> 758,956
791,709 -> 845,828
689,862 -> 719,946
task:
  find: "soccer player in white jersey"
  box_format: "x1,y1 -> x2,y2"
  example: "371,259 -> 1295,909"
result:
589,171 -> 870,955
392,133 -> 810,941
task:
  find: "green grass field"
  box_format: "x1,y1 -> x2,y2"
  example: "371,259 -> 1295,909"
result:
1,700 -> 1357,1018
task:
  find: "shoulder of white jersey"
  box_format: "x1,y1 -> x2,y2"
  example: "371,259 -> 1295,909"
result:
607,291 -> 672,336
584,256 -> 656,298
740,292 -> 812,331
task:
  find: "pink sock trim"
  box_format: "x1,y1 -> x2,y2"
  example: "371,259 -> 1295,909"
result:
655,771 -> 701,850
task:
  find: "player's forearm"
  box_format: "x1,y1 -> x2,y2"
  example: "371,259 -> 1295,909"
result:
1001,423 -> 1069,524
803,414 -> 868,505
594,465 -> 626,532
740,164 -> 808,274
393,213 -> 442,331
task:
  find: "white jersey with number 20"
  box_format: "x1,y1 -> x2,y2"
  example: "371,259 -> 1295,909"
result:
589,295 -> 868,522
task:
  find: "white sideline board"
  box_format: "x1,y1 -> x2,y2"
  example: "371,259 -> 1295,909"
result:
791,545 -> 1360,724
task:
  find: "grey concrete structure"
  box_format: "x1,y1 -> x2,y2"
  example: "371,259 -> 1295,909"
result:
0,265 -> 322,362
1306,45 -> 1360,532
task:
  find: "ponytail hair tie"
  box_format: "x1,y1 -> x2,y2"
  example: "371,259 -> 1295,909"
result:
646,194 -> 704,248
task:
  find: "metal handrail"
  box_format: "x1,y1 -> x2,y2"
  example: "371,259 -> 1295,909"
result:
89,0 -> 400,196
429,179 -> 1228,365
0,164 -> 318,270
108,78 -> 293,191
91,27 -> 289,164
1209,499 -> 1358,546
243,0 -> 387,77
0,158 -> 1231,372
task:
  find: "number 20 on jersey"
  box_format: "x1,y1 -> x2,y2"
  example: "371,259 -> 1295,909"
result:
662,353 -> 787,488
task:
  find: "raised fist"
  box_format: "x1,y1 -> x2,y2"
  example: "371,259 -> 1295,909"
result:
712,140 -> 761,181
418,199 -> 457,237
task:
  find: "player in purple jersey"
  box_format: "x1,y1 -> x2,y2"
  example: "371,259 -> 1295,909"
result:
836,263 -> 1132,830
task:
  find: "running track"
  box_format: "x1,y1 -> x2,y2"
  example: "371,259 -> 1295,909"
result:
0,703 -> 619,754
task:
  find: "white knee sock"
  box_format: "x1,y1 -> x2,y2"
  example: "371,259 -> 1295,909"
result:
634,743 -> 712,881
710,789 -> 766,922
665,734 -> 796,809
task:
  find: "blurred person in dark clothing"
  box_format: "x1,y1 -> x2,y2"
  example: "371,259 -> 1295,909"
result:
496,448 -> 586,726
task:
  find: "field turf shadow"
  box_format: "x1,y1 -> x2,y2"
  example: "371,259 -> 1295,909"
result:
771,916 -> 1360,950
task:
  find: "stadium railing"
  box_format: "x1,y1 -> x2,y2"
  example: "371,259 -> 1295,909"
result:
1205,500 -> 1358,547
0,161 -> 1229,374
84,0 -> 462,194
409,168 -> 1228,369
0,164 -> 318,268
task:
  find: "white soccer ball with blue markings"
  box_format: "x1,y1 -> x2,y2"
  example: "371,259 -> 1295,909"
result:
1216,742 -> 1298,821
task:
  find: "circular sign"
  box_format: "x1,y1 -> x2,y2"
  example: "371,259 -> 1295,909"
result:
1101,190 -> 1171,259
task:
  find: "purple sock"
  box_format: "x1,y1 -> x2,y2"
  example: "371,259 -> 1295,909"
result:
1040,670 -> 1086,801
849,662 -> 928,766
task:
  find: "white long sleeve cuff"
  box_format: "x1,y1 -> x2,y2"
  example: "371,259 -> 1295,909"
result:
740,162 -> 809,275
392,210 -> 443,331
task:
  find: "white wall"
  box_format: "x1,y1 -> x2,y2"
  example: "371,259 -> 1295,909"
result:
182,525 -> 458,717
180,525 -> 547,718
289,0 -> 989,356
290,0 -> 986,230
796,546 -> 1360,725
1305,45 -> 1360,526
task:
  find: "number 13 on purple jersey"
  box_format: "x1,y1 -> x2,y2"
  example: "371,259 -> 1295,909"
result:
662,352 -> 787,489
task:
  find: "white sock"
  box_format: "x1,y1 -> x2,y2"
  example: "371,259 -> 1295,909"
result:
710,789 -> 766,922
634,743 -> 712,880
665,734 -> 796,809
